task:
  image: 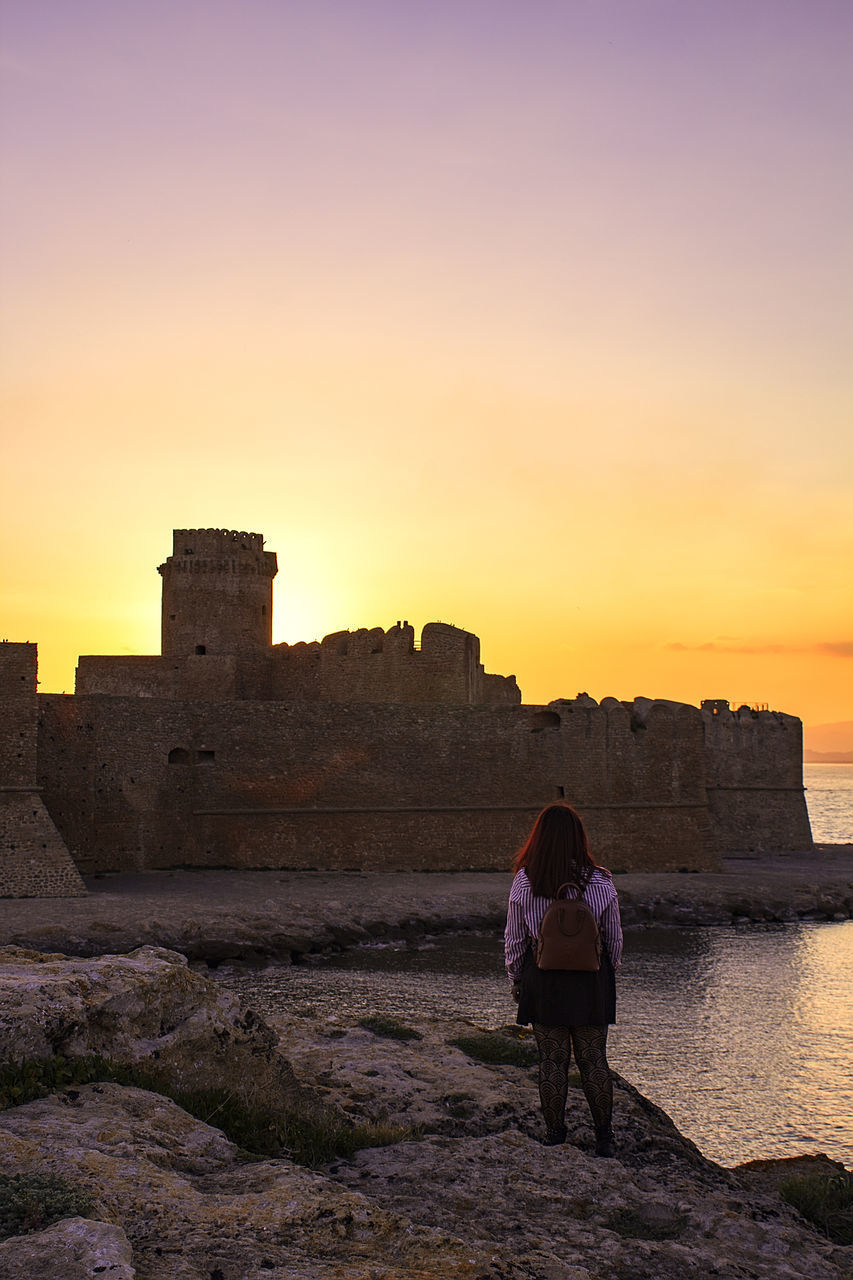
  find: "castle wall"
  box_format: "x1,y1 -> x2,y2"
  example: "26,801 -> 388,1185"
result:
268,622 -> 519,706
76,622 -> 522,707
37,693 -> 720,875
11,528 -> 814,886
0,644 -> 86,897
701,704 -> 812,851
76,654 -> 240,700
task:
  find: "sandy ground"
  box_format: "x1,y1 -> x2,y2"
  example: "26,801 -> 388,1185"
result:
0,845 -> 850,962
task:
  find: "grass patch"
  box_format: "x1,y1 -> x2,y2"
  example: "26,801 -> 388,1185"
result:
780,1170 -> 853,1245
605,1207 -> 688,1240
0,1172 -> 95,1241
449,1032 -> 538,1068
0,1056 -> 411,1169
357,1015 -> 422,1042
0,1055 -> 133,1109
163,1084 -> 410,1166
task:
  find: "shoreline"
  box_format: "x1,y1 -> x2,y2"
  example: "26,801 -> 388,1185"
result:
1,844 -> 850,964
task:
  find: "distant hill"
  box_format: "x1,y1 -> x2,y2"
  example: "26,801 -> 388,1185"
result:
803,721 -> 853,759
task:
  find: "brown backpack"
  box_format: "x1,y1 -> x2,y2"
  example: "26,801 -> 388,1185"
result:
535,883 -> 602,971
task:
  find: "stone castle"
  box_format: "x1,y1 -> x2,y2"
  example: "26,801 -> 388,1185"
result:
1,528 -> 813,897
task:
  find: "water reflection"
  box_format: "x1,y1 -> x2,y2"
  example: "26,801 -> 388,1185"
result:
804,763 -> 853,843
216,921 -> 853,1167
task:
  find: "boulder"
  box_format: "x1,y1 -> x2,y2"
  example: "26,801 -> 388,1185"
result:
0,944 -> 312,1114
0,1217 -> 134,1280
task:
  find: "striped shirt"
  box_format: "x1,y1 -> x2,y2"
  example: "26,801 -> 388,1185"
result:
504,867 -> 623,979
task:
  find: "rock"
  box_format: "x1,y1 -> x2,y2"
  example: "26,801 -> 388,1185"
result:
335,1128 -> 849,1280
0,1084 -> 509,1279
0,1217 -> 134,1280
735,1153 -> 851,1195
0,944 -> 315,1116
273,1010 -> 852,1279
1,948 -> 850,1279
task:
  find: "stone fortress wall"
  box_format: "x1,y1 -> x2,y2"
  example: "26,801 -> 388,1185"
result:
78,528 -> 520,708
0,643 -> 86,897
702,699 -> 810,853
1,528 -> 812,896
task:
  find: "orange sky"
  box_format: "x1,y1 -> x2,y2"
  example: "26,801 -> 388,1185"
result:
2,1 -> 851,732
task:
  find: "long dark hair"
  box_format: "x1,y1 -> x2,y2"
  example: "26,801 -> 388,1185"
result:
512,803 -> 599,899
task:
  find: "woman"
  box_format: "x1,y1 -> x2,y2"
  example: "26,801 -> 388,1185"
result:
504,803 -> 622,1155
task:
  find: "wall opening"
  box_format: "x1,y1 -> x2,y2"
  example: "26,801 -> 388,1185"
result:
168,748 -> 190,764
196,749 -> 216,764
530,710 -> 561,732
195,645 -> 206,655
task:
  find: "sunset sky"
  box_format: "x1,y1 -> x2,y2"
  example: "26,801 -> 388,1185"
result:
2,1 -> 851,735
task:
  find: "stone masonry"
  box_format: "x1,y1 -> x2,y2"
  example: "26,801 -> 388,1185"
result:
0,643 -> 86,897
0,529 -> 812,895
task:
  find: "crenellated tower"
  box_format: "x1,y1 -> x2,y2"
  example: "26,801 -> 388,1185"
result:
159,528 -> 278,656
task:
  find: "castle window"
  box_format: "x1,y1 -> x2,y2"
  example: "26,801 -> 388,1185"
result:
195,645 -> 206,655
168,748 -> 190,764
555,785 -> 565,798
196,749 -> 216,764
530,710 -> 561,732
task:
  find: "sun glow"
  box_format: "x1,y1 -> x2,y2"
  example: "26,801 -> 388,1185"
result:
2,1 -> 851,731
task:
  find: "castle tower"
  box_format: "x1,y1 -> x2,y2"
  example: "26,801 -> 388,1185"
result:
158,529 -> 278,656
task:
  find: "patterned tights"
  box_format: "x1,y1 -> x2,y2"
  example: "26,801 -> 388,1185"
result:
532,1023 -> 612,1139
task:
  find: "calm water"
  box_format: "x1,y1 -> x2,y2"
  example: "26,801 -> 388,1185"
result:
219,921 -> 853,1168
805,762 -> 853,843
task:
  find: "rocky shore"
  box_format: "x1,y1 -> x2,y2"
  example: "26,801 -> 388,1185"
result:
0,846 -> 850,966
1,945 -> 850,1279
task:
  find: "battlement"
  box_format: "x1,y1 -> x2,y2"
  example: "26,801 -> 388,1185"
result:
266,620 -> 518,706
159,529 -> 277,583
170,528 -> 267,557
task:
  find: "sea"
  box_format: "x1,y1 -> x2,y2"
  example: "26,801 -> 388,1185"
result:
216,764 -> 853,1169
804,761 -> 853,845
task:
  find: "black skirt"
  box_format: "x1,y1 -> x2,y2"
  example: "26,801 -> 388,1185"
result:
516,949 -> 616,1028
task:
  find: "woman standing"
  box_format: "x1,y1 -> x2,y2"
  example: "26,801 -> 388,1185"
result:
505,803 -> 623,1155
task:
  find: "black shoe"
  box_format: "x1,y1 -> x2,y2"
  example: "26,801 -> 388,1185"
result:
543,1125 -> 567,1146
594,1127 -> 614,1157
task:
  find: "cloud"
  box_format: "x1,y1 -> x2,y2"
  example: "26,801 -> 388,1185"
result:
666,640 -> 853,657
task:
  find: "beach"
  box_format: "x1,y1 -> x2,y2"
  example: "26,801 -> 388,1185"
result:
1,845 -> 850,964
